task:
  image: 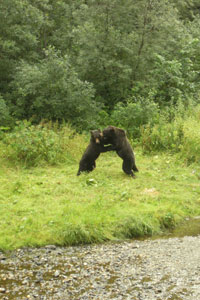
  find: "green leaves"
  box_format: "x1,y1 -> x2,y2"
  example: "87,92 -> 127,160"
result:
11,47 -> 98,130
0,0 -> 200,131
2,121 -> 86,167
110,97 -> 159,139
0,95 -> 11,126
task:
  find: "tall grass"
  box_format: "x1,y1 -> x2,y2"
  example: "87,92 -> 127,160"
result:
140,104 -> 200,164
1,121 -> 86,167
180,117 -> 200,164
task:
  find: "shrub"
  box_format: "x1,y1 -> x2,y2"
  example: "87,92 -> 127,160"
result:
2,121 -> 86,167
140,104 -> 200,163
110,97 -> 159,139
180,117 -> 200,164
140,117 -> 184,153
10,47 -> 99,131
148,53 -> 199,106
0,95 -> 12,126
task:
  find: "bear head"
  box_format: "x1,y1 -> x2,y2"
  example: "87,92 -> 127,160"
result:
103,126 -> 126,144
90,129 -> 103,144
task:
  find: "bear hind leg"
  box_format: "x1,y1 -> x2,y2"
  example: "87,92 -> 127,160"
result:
122,160 -> 135,178
132,163 -> 139,172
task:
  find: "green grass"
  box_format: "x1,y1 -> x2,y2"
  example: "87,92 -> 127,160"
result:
1,148 -> 200,251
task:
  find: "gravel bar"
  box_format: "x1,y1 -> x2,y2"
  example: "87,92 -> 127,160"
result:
0,235 -> 200,300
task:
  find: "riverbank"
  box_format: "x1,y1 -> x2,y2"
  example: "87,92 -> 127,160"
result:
0,234 -> 200,299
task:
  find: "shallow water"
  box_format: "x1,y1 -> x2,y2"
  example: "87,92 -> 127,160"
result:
159,217 -> 200,239
0,218 -> 200,299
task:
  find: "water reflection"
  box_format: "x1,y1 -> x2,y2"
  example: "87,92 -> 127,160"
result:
154,217 -> 200,240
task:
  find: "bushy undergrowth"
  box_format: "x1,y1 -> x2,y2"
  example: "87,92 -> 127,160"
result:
110,96 -> 160,139
0,94 -> 12,126
1,121 -> 86,167
180,118 -> 200,164
140,104 -> 200,164
1,103 -> 200,168
140,117 -> 184,153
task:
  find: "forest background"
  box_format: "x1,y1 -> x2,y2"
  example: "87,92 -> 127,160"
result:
1,0 -> 200,133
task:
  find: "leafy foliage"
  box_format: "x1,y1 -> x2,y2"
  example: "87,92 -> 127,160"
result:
0,95 -> 11,126
2,121 -> 86,167
148,46 -> 200,105
0,0 -> 200,130
140,118 -> 184,153
140,104 -> 200,165
110,95 -> 159,139
180,116 -> 200,164
10,48 -> 98,130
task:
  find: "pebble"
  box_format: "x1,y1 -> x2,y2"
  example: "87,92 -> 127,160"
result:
0,236 -> 199,299
54,270 -> 60,277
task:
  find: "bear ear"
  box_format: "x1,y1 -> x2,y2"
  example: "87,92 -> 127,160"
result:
96,129 -> 103,135
118,128 -> 126,136
108,125 -> 115,132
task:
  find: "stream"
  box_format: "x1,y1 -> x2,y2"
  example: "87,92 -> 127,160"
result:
0,218 -> 200,300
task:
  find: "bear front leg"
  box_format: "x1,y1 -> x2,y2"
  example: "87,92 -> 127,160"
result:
101,145 -> 116,153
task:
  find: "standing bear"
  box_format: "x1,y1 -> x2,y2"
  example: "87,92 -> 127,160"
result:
77,129 -> 115,176
103,125 -> 139,178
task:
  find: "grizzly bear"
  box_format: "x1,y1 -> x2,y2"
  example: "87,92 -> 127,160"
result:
102,126 -> 139,177
77,129 -> 115,176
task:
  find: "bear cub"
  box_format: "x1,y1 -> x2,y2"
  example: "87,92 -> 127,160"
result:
103,125 -> 138,178
77,129 -> 114,176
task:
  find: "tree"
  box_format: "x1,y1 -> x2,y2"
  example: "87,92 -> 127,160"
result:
1,0 -> 200,127
68,0 -> 186,108
10,47 -> 98,130
0,0 -> 49,94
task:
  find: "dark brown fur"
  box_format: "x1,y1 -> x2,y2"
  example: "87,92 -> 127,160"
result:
103,126 -> 139,178
77,129 -> 114,176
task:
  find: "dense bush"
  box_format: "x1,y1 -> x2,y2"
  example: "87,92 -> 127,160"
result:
180,117 -> 200,164
2,121 -> 86,167
10,48 -> 100,131
0,95 -> 11,126
1,0 -> 200,130
148,53 -> 199,106
110,96 -> 160,139
140,117 -> 184,153
140,104 -> 200,165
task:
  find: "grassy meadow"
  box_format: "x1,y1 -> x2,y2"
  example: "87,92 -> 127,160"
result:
1,128 -> 200,251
